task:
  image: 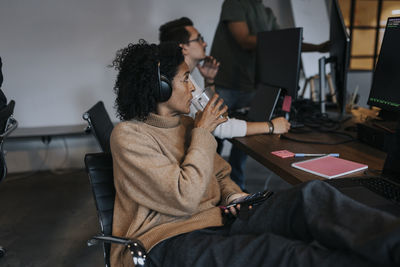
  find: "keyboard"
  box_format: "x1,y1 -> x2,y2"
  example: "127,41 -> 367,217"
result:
328,177 -> 400,203
359,178 -> 400,203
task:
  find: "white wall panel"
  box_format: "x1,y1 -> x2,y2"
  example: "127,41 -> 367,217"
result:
0,0 -> 223,127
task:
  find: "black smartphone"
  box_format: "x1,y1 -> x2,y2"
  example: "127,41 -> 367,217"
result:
225,190 -> 273,208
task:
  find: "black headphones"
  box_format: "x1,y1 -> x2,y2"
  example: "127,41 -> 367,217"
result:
157,62 -> 172,102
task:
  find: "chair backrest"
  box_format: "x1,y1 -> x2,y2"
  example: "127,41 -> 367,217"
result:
85,152 -> 115,267
0,150 -> 6,184
0,100 -> 17,183
83,101 -> 114,153
0,100 -> 15,134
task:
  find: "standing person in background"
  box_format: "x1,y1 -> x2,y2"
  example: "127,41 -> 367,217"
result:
159,17 -> 290,190
210,0 -> 329,189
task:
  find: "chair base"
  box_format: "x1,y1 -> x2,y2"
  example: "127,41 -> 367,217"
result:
87,234 -> 147,266
0,246 -> 5,257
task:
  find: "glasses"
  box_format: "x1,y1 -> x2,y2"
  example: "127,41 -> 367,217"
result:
186,34 -> 204,44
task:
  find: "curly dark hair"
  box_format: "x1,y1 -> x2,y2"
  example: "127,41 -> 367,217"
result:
111,40 -> 184,121
159,17 -> 193,43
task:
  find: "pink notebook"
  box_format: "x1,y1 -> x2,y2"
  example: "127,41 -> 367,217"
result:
291,156 -> 368,179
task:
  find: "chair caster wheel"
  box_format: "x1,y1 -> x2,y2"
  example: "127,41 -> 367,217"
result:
0,247 -> 5,257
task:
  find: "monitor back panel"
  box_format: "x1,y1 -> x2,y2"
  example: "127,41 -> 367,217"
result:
256,28 -> 302,100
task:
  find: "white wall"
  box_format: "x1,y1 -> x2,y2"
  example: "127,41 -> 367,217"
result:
0,0 -> 223,128
290,0 -> 330,77
347,71 -> 373,108
0,0 -> 326,129
0,0 -> 332,172
0,0 -> 226,172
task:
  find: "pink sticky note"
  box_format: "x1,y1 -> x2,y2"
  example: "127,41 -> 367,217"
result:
282,95 -> 292,112
271,150 -> 295,158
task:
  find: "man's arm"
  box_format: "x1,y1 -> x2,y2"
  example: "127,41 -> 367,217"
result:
211,116 -> 290,139
227,21 -> 257,50
246,117 -> 290,135
228,21 -> 330,53
302,41 -> 331,53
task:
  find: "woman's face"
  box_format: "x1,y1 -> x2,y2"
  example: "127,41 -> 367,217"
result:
159,62 -> 195,116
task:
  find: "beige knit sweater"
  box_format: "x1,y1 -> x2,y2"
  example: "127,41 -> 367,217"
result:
110,113 -> 242,266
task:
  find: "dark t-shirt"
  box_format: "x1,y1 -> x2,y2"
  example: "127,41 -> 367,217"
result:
210,0 -> 279,91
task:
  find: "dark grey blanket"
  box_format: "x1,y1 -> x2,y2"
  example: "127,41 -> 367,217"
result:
146,180 -> 400,267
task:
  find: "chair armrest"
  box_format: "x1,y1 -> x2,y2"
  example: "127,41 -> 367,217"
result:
87,234 -> 147,266
0,117 -> 17,139
87,235 -> 136,246
82,112 -> 92,133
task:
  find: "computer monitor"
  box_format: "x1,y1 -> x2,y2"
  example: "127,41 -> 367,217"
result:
367,17 -> 400,177
256,28 -> 303,101
320,0 -> 350,115
367,17 -> 400,118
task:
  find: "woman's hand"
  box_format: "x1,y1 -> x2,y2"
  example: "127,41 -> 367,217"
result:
271,117 -> 291,134
194,94 -> 228,132
223,193 -> 251,217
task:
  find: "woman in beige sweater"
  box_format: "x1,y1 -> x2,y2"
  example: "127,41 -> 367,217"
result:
109,41 -> 400,267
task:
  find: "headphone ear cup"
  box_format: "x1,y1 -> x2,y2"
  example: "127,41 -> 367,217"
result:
159,74 -> 172,102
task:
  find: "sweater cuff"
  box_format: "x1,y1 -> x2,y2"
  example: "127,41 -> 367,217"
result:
231,118 -> 247,137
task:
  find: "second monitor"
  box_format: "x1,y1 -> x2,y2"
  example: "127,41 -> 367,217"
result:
256,27 -> 303,102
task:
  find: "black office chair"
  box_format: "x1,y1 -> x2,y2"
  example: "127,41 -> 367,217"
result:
85,152 -> 147,267
0,100 -> 18,258
83,101 -> 114,153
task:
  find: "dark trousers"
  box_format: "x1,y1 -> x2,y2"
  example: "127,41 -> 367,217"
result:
146,180 -> 400,267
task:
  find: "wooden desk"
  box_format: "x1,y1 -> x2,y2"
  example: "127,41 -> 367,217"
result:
231,130 -> 386,185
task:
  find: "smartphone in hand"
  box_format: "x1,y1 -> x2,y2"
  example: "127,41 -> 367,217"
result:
225,190 -> 273,208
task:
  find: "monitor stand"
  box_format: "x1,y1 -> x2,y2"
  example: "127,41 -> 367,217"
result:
319,56 -> 328,114
318,56 -> 339,113
319,56 -> 351,123
274,92 -> 304,129
285,112 -> 304,129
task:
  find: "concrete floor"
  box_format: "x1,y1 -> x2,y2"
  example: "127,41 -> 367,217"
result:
0,157 -> 291,267
0,170 -> 104,267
